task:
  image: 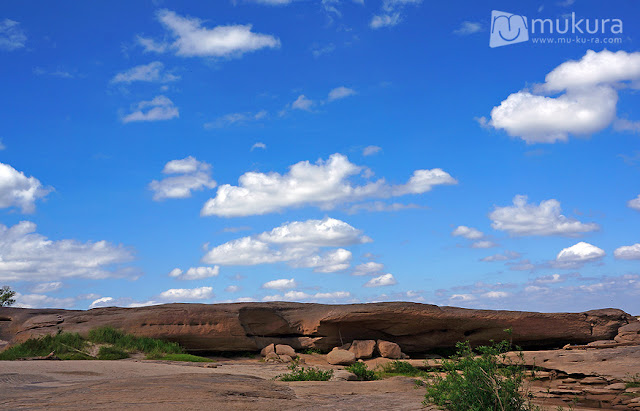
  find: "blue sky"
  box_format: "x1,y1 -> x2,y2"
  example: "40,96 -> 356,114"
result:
0,0 -> 639,313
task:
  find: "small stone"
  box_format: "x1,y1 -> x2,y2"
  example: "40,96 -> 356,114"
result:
265,352 -> 280,362
327,348 -> 356,365
260,343 -> 275,357
330,370 -> 358,381
275,344 -> 296,357
279,354 -> 293,363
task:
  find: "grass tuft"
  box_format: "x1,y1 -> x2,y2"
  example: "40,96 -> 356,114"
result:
278,361 -> 333,381
346,362 -> 378,381
97,346 -> 129,360
159,353 -> 214,362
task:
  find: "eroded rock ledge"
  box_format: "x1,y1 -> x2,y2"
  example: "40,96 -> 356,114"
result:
0,302 -> 635,353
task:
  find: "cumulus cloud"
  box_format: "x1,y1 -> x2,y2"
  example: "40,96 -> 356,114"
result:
483,50 -> 640,143
251,142 -> 267,151
628,195 -> 640,211
149,156 -> 217,200
0,221 -> 135,282
346,202 -> 421,214
614,244 -> 640,260
159,286 -> 214,301
370,0 -> 422,29
0,162 -> 52,213
225,285 -> 240,293
490,195 -> 599,236
352,261 -> 384,276
471,240 -> 497,249
201,153 -> 456,217
89,296 -> 115,309
328,86 -> 356,101
480,250 -> 521,262
452,226 -> 484,240
363,273 -> 397,287
111,61 -> 179,84
555,242 -> 605,268
262,278 -> 296,290
291,94 -> 314,111
262,290 -> 351,302
139,10 -> 280,58
168,266 -> 220,280
362,145 -> 382,156
202,217 -> 367,273
0,19 -> 26,51
15,293 -> 76,309
122,95 -> 179,123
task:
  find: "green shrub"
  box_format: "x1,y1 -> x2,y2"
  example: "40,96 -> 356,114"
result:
160,353 -> 214,362
0,331 -> 88,360
379,360 -> 425,377
424,339 -> 538,411
346,362 -> 378,381
97,346 -> 129,360
88,327 -> 183,358
278,363 -> 334,381
301,348 -> 323,355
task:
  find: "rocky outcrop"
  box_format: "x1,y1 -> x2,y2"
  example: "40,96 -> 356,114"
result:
0,302 -> 635,354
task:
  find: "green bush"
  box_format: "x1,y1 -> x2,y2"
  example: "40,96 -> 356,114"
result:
160,353 -> 214,362
278,363 -> 334,381
379,360 -> 425,377
424,339 -> 538,411
346,362 -> 378,381
88,327 -> 183,358
301,348 -> 323,355
0,331 -> 90,360
97,346 -> 129,360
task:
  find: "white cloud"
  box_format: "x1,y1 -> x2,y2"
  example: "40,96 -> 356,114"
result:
614,118 -> 640,133
140,10 -> 280,58
471,240 -> 497,249
614,244 -> 640,260
262,290 -> 351,302
452,226 -> 484,240
328,86 -> 356,101
31,282 -> 63,293
483,291 -> 509,299
490,195 -> 599,236
251,142 -> 267,151
89,297 -> 115,309
122,95 -> 179,123
0,162 -> 52,213
364,273 -> 397,287
353,261 -> 384,276
204,110 -> 267,128
149,156 -> 217,200
169,266 -> 220,280
225,285 -> 240,293
291,94 -> 314,111
111,61 -> 179,84
0,221 -> 135,282
480,250 -> 521,262
201,153 -> 456,217
628,195 -> 640,211
534,274 -> 565,284
454,21 -> 482,35
449,293 -> 475,302
159,286 -> 214,301
202,217 -> 367,273
15,293 -> 76,309
262,278 -> 297,290
484,50 -> 640,143
0,19 -> 26,51
555,242 -> 605,266
370,0 -> 422,29
362,145 -> 382,156
346,201 -> 421,214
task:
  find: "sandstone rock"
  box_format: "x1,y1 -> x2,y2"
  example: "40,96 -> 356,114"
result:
618,322 -> 640,334
339,342 -> 352,350
330,370 -> 357,381
279,354 -> 293,363
604,383 -> 627,391
349,340 -> 375,359
615,333 -> 640,343
580,376 -> 607,384
587,340 -> 618,346
327,348 -> 356,365
0,303 -> 633,353
260,343 -> 275,357
275,344 -> 296,357
264,352 -> 280,362
377,340 -> 402,359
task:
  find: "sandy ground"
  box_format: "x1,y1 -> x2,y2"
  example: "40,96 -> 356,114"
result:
0,358 -> 430,410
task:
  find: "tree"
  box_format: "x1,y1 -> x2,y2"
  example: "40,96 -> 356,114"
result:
1,286 -> 16,307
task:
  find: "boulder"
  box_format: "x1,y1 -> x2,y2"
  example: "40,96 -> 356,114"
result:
260,343 -> 275,357
278,354 -> 293,363
330,370 -> 358,381
377,340 -> 402,359
275,344 -> 296,357
264,352 -> 280,362
349,340 -> 375,359
0,303 -> 634,353
326,348 -> 356,365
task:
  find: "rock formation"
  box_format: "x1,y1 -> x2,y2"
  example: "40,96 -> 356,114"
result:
0,302 -> 636,354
